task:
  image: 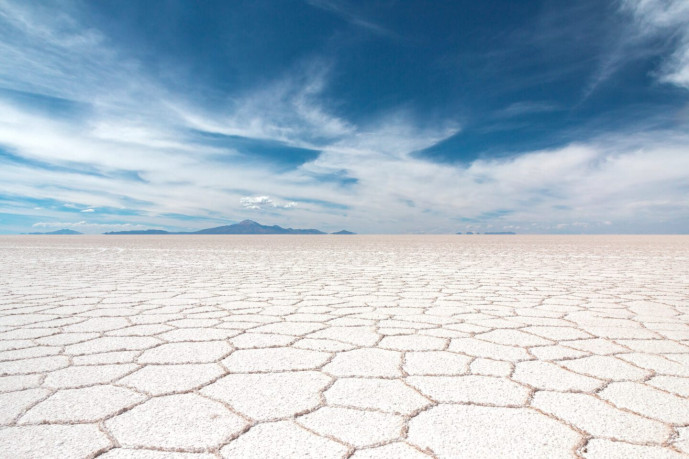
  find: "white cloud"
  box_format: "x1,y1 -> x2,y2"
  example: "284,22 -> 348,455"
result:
621,0 -> 689,89
240,196 -> 297,210
80,208 -> 94,212
240,196 -> 272,210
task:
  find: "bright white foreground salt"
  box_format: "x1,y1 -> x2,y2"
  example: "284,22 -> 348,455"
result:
1,235 -> 688,458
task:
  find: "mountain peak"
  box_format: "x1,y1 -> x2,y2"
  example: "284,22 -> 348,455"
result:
192,220 -> 325,235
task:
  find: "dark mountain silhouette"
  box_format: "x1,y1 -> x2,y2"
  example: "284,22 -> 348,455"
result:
332,230 -> 355,234
193,220 -> 325,234
28,229 -> 82,235
103,220 -> 327,235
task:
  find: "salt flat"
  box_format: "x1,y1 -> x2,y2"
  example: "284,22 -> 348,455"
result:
0,235 -> 688,458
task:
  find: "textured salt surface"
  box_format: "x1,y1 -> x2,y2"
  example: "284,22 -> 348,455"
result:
0,235 -> 688,458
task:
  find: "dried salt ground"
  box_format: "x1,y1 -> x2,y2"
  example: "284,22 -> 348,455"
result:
1,235 -> 688,458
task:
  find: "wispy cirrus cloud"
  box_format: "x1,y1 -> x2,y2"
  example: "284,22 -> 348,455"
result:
586,0 -> 689,95
177,61 -> 355,146
621,0 -> 689,89
496,101 -> 560,118
304,0 -> 396,38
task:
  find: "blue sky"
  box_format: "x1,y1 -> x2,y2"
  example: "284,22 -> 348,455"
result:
1,0 -> 688,234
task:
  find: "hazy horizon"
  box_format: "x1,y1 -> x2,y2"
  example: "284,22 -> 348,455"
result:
1,1 -> 688,234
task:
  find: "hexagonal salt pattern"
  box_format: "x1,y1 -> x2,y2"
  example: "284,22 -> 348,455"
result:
408,405 -> 581,458
105,394 -> 248,450
1,234 -> 688,457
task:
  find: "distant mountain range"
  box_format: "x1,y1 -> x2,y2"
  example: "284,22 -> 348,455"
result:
19,223 -> 521,235
192,220 -> 325,235
456,231 -> 516,235
27,229 -> 83,235
104,220 -> 355,235
20,223 -> 520,236
17,223 -> 520,235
